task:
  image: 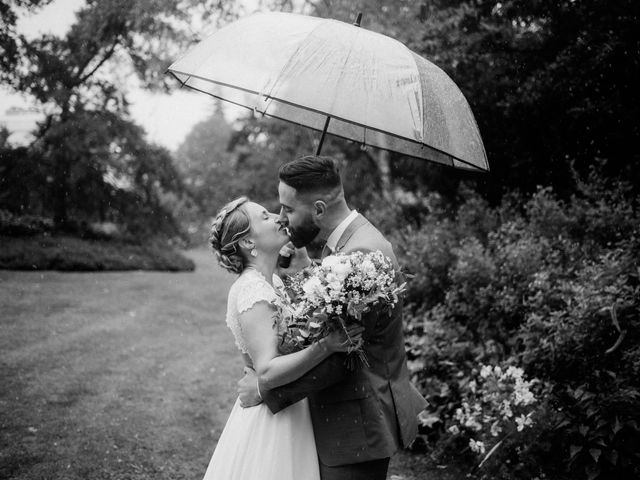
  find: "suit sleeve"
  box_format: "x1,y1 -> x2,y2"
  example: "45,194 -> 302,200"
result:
261,353 -> 350,414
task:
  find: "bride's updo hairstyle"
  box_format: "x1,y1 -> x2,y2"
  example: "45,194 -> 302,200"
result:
209,196 -> 251,274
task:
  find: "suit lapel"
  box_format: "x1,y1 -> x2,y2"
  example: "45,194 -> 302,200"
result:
334,214 -> 368,253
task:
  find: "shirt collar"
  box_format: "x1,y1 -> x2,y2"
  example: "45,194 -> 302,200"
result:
325,210 -> 358,252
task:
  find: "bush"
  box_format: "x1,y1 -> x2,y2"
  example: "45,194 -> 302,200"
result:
389,173 -> 640,479
0,235 -> 195,271
0,209 -> 53,236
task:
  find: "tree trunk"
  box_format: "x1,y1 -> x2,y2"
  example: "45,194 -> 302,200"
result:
371,149 -> 393,203
51,110 -> 71,229
52,151 -> 70,229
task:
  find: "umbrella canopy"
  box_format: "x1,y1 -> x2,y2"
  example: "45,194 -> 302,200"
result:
168,12 -> 488,171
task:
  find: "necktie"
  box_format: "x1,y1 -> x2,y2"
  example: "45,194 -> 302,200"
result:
321,244 -> 333,259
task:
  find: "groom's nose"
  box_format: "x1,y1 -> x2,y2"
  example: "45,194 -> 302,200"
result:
277,208 -> 287,224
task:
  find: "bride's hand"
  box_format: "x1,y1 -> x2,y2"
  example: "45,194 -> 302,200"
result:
322,325 -> 365,353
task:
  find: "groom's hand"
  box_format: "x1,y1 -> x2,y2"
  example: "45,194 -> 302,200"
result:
278,242 -> 311,277
237,367 -> 263,408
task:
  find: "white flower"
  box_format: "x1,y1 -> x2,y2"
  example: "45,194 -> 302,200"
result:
464,416 -> 482,432
454,407 -> 464,422
321,255 -> 352,280
417,411 -> 441,428
514,378 -> 537,406
448,425 -> 460,435
480,365 -> 492,378
469,439 -> 486,454
515,413 -> 533,432
302,276 -> 323,297
321,255 -> 342,269
360,259 -> 376,276
505,366 -> 524,380
490,420 -> 502,437
500,399 -> 513,419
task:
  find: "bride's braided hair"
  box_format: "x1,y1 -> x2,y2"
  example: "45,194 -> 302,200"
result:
209,197 -> 251,274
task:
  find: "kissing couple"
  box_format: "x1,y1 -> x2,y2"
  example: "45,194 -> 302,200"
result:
204,155 -> 427,480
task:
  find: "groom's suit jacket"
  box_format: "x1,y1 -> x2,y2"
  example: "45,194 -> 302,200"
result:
263,214 -> 427,467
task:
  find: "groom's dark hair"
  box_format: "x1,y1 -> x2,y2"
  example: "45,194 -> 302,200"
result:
278,155 -> 342,195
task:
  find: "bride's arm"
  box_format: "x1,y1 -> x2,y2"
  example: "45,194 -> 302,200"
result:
239,302 -> 344,391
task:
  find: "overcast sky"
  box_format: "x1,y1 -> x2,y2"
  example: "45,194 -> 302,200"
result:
0,0 -> 246,151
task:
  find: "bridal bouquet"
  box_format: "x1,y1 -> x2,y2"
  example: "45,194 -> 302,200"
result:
278,250 -> 406,368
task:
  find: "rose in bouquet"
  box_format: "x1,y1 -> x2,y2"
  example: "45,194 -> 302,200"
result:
279,250 -> 406,368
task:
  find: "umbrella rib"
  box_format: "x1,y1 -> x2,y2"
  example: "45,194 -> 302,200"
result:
313,24 -> 359,155
407,51 -> 425,145
166,74 -> 270,112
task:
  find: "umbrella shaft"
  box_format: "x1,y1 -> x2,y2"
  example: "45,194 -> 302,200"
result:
316,116 -> 331,155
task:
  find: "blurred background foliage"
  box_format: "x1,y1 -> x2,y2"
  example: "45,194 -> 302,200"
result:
1,0 -> 639,477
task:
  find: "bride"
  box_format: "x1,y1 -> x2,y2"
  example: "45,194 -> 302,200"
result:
204,196 -> 361,480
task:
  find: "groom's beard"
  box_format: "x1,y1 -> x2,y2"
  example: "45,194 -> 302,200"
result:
287,216 -> 320,248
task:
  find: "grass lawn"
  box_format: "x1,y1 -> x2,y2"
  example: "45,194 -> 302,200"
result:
0,249 -> 462,480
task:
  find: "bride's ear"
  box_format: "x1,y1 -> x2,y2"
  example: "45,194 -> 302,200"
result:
239,238 -> 255,251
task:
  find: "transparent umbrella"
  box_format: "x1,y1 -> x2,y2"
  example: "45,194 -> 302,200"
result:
168,12 -> 488,171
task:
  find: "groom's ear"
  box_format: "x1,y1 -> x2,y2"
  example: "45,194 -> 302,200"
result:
313,200 -> 327,218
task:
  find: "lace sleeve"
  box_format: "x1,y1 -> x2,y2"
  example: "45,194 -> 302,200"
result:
236,277 -> 278,314
226,271 -> 279,354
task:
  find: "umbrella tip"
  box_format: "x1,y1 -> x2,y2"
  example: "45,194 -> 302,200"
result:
353,12 -> 362,27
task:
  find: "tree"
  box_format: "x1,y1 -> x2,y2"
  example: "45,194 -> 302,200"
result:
0,0 -> 52,82
275,0 -> 640,202
0,0 -> 241,229
175,105 -> 236,214
409,0 -> 640,199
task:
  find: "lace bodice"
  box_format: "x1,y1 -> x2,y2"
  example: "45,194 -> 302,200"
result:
225,268 -> 285,354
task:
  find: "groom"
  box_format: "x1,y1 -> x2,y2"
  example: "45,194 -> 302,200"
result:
238,155 -> 427,480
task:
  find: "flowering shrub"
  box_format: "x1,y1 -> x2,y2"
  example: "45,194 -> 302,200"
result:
448,364 -> 540,458
375,171 -> 640,479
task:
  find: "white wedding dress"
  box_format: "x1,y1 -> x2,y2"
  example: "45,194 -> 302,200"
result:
202,268 -> 320,480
